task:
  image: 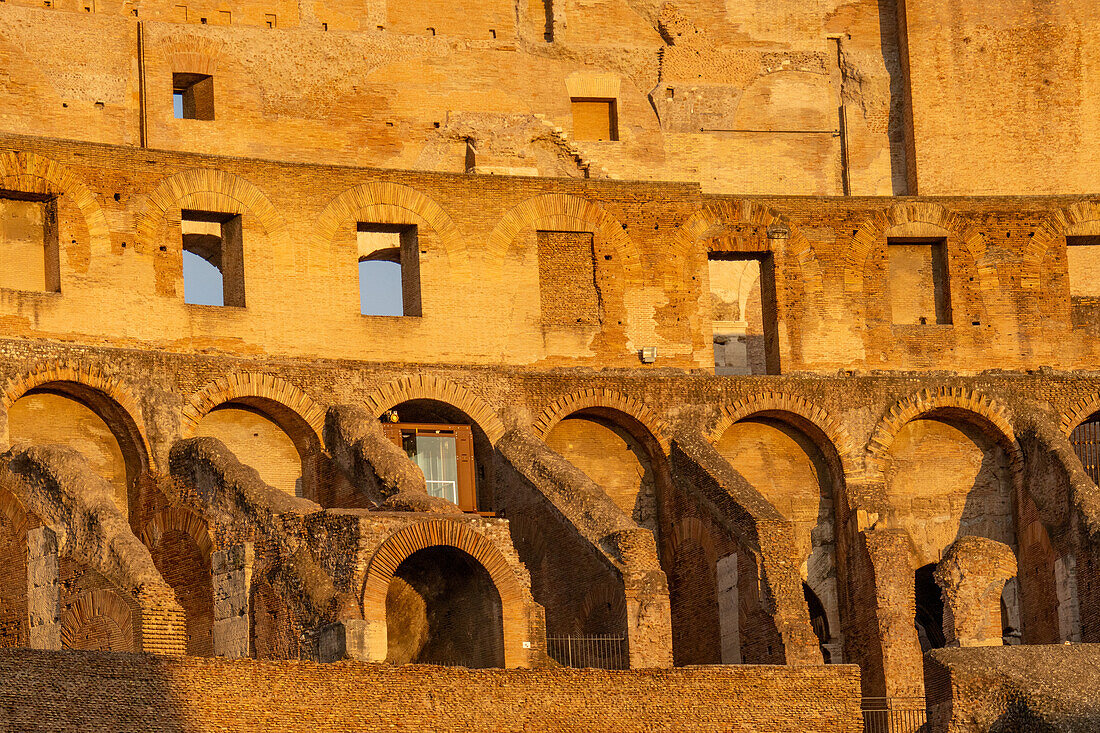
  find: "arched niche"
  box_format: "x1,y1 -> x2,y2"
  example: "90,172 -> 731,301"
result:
384,399 -> 497,512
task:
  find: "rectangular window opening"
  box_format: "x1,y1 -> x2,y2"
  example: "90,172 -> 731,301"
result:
708,252 -> 778,375
182,209 -> 244,307
887,238 -> 951,325
570,97 -> 618,141
358,223 -> 420,317
172,73 -> 214,120
382,423 -> 477,512
0,191 -> 60,293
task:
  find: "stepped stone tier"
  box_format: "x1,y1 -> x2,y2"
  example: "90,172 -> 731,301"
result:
0,0 -> 1098,730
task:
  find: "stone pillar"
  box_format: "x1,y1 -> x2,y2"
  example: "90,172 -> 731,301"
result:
1055,554 -> 1083,643
212,542 -> 253,658
852,529 -> 923,698
716,553 -> 742,664
27,526 -> 60,650
934,536 -> 1017,648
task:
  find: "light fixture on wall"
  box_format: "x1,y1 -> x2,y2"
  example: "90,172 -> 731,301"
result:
640,346 -> 657,364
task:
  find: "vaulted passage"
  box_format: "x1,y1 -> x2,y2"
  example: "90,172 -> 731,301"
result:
385,546 -> 504,668
194,403 -> 306,498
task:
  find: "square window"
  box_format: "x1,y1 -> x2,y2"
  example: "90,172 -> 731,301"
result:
0,192 -> 60,293
708,252 -> 777,375
887,239 -> 951,325
173,73 -> 214,120
357,224 -> 420,316
570,97 -> 618,141
182,210 -> 244,307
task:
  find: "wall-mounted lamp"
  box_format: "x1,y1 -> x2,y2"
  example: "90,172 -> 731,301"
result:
640,346 -> 657,364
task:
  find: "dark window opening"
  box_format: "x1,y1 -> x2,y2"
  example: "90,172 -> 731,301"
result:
570,97 -> 618,141
803,582 -> 831,662
708,251 -> 779,375
915,563 -> 946,652
0,190 -> 60,293
182,209 -> 244,307
382,422 -> 477,512
173,73 -> 214,120
888,238 -> 951,325
358,224 -> 420,316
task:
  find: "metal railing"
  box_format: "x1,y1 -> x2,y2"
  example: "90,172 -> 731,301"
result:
547,635 -> 627,670
861,698 -> 927,733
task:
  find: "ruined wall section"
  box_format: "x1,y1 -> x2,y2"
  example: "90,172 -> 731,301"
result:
0,0 -> 902,194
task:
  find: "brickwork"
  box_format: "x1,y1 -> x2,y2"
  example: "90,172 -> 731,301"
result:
1,0 -> 1100,723
0,649 -> 863,732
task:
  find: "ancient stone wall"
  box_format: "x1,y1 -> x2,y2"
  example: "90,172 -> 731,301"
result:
6,135 -> 1100,374
0,649 -> 863,732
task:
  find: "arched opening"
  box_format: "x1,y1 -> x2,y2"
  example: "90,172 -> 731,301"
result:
58,565 -> 136,653
194,400 -> 319,499
145,513 -> 213,657
884,413 -> 1016,560
7,383 -> 147,522
668,531 -> 721,665
713,414 -> 842,662
914,563 -> 945,652
1070,411 -> 1100,485
384,399 -> 495,512
385,545 -> 504,668
543,409 -> 660,531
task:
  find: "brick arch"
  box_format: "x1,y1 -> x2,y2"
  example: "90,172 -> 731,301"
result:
866,387 -> 1022,482
140,507 -> 213,564
0,360 -> 152,474
671,200 -> 824,297
361,519 -> 527,666
486,193 -> 641,280
135,168 -> 285,252
707,392 -> 856,477
181,372 -> 325,447
315,181 -> 469,277
60,588 -> 135,652
165,36 -> 223,76
1026,201 -> 1100,286
1060,396 -> 1100,436
667,515 -> 719,568
575,581 -> 628,635
0,150 -> 110,250
531,387 -> 670,452
362,375 -> 505,444
843,201 -> 992,294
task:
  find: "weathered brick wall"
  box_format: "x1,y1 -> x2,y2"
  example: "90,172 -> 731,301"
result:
0,649 -> 863,732
4,135 -> 1100,373
925,644 -> 1100,732
0,1 -> 904,195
